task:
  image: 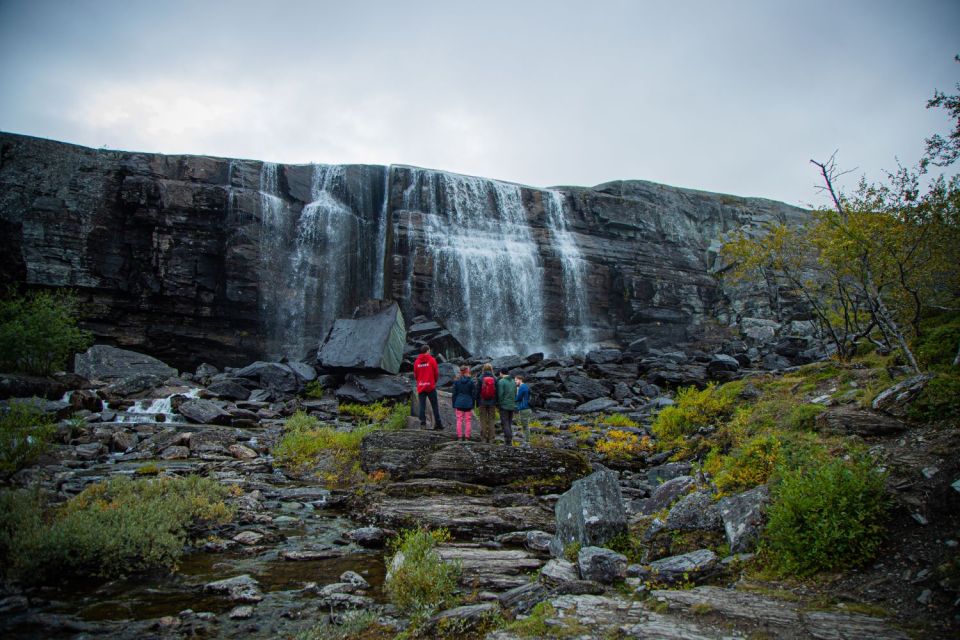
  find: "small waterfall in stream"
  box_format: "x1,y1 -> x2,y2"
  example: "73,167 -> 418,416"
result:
544,190 -> 594,353
401,169 -> 548,356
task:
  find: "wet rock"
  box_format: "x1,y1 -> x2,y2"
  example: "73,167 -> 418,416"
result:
69,389 -> 102,412
498,581 -> 550,615
576,397 -> 619,413
634,475 -> 695,515
0,595 -> 29,615
75,442 -> 105,460
234,361 -> 303,394
545,397 -> 578,412
74,345 -> 177,382
648,549 -> 718,585
110,430 -> 138,452
550,470 -> 627,557
204,574 -> 263,603
578,546 -> 628,584
872,374 -> 933,417
228,444 -> 258,460
815,407 -> 907,436
160,445 -> 190,460
228,605 -> 254,619
360,430 -> 589,486
586,349 -> 622,365
318,582 -> 362,597
426,603 -> 499,634
102,374 -> 165,399
491,354 -> 528,373
540,559 -> 580,586
317,301 -> 405,374
178,398 -> 232,425
335,374 -> 410,404
718,485 -> 769,553
666,491 -> 722,531
206,380 -> 251,401
346,526 -> 389,548
4,397 -> 73,420
317,592 -> 376,609
280,548 -> 345,561
0,373 -> 71,401
232,531 -> 264,546
561,374 -> 611,401
339,571 -> 370,589
437,545 -> 545,590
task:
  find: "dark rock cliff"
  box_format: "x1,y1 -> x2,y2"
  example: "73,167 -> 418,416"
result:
0,131 -> 807,369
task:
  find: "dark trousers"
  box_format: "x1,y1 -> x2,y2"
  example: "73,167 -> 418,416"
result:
500,408 -> 514,446
418,389 -> 443,429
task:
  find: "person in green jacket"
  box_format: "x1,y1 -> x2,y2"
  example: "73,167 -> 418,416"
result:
496,371 -> 517,446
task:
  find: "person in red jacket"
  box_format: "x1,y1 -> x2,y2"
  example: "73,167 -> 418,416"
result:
414,345 -> 444,430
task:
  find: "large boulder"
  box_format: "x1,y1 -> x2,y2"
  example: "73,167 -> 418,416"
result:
233,361 -> 304,394
335,374 -> 410,404
317,301 -> 406,374
577,546 -> 628,584
561,374 -> 611,401
74,345 -> 176,382
871,374 -> 933,417
550,470 -> 627,557
718,485 -> 769,553
177,398 -> 232,425
359,430 -> 590,487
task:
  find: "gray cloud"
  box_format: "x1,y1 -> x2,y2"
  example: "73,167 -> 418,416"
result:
1,0 -> 957,206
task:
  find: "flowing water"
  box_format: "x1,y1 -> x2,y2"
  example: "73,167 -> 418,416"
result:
401,168 -> 548,356
544,190 -> 595,353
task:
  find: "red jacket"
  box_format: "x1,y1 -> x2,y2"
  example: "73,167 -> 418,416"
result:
414,353 -> 439,393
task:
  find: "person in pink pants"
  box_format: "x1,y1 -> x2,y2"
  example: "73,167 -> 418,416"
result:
450,365 -> 476,440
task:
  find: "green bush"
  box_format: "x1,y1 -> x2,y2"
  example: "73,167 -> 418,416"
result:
707,434 -> 785,495
302,379 -> 324,399
0,289 -> 93,375
785,403 -> 825,430
651,383 -> 738,455
914,315 -> 960,369
385,527 -> 461,621
761,456 -> 889,577
909,373 -> 960,421
0,475 -> 232,583
597,413 -> 639,428
0,401 -> 56,476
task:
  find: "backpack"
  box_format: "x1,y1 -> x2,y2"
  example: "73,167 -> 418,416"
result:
480,375 -> 496,400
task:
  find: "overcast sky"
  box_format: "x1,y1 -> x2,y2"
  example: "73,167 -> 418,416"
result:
0,0 -> 957,206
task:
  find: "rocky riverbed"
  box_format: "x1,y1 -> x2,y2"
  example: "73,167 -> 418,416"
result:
1,343 -> 955,639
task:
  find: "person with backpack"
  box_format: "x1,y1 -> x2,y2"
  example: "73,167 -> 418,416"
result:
514,375 -> 532,445
414,345 -> 444,431
496,371 -> 517,447
474,363 -> 498,443
450,366 -> 475,440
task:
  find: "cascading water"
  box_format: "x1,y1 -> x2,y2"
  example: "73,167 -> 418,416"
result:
544,190 -> 595,353
401,169 -> 548,356
258,162 -> 295,358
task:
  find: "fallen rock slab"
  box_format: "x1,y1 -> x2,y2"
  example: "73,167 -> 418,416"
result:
436,544 -> 544,590
815,406 -> 907,436
74,345 -> 177,382
317,301 -> 406,374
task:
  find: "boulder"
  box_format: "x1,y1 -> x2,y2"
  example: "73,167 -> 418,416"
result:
647,549 -> 719,585
317,301 -> 406,374
540,558 -> 580,587
425,603 -> 499,634
203,575 -> 263,603
335,374 -> 410,404
101,374 -> 165,399
647,463 -> 692,485
577,546 -> 628,584
0,373 -> 71,401
815,407 -> 907,437
872,374 -> 933,417
718,485 -> 769,553
177,398 -> 232,425
411,389 -> 456,429
550,470 -> 627,557
575,397 -> 619,413
545,397 -> 578,412
345,526 -> 389,548
3,397 -> 73,420
74,345 -> 176,382
233,361 -> 303,394
366,492 -> 553,535
206,380 -> 251,401
561,374 -> 610,401
706,354 -> 740,379
665,491 -> 722,531
491,354 -> 528,373
634,475 -> 696,515
586,349 -> 622,365
360,430 -> 590,486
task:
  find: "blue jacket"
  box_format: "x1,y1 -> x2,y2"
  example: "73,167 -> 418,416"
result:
516,383 -> 531,410
451,376 -> 476,410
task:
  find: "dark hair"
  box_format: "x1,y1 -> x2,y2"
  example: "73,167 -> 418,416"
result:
419,345 -> 430,354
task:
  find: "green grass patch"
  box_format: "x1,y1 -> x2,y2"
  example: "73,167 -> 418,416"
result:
339,400 -> 395,422
0,401 -> 56,476
385,527 -> 461,623
597,413 -> 639,428
302,379 -> 324,399
909,372 -> 960,421
0,475 -> 233,583
651,382 -> 740,456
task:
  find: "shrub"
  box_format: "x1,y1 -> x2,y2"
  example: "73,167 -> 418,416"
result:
709,434 -> 784,495
296,610 -> 391,640
914,314 -> 960,368
785,403 -> 825,430
0,475 -> 232,583
302,379 -> 324,399
651,383 -> 737,454
761,456 -> 889,577
385,527 -> 461,621
597,413 -> 638,428
340,400 -> 393,422
0,401 -> 56,476
909,373 -> 960,421
595,429 -> 653,461
0,289 -> 93,375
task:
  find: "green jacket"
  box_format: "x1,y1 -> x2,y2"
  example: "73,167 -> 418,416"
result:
496,376 -> 517,410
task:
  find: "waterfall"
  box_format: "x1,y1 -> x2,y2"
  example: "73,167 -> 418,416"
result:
544,190 -> 594,353
258,162 -> 294,358
402,169 -> 547,356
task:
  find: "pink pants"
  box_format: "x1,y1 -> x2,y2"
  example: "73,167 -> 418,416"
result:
456,409 -> 472,439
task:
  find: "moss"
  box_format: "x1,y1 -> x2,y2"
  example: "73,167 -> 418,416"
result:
908,373 -> 960,421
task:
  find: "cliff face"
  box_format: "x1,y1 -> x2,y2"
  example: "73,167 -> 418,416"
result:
0,132 -> 806,369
